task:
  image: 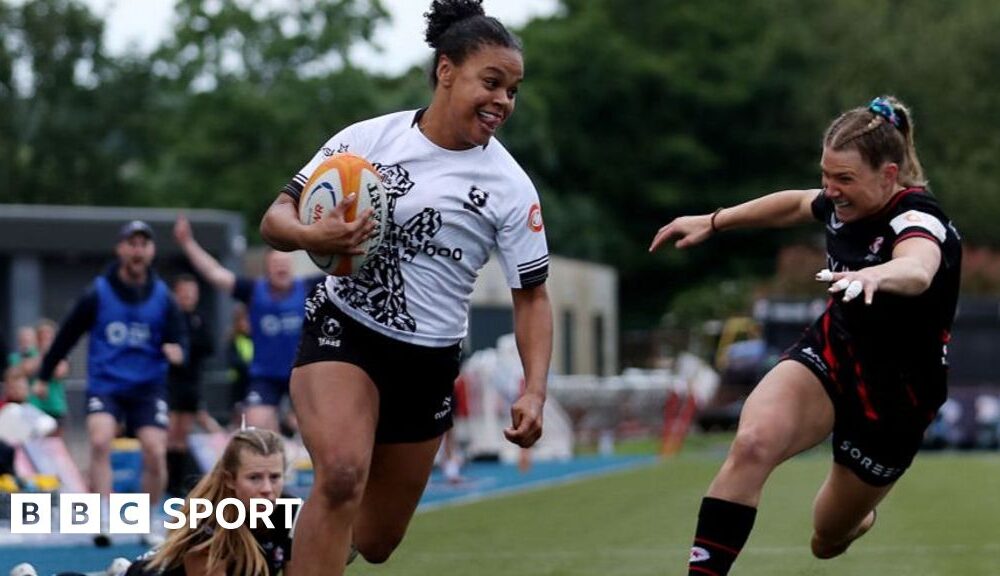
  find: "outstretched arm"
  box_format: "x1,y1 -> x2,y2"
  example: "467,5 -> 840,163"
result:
174,215 -> 237,294
504,284 -> 553,448
649,189 -> 820,251
259,192 -> 375,254
822,237 -> 942,305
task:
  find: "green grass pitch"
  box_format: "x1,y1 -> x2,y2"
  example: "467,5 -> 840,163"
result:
348,446 -> 1000,575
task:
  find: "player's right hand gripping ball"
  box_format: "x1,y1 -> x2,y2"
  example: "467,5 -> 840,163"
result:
298,153 -> 388,276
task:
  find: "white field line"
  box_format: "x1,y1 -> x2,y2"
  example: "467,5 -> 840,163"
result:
417,457 -> 659,513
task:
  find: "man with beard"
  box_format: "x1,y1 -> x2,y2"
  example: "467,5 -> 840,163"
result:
37,220 -> 186,547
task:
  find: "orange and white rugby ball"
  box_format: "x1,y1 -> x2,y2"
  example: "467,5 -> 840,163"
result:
298,153 -> 387,276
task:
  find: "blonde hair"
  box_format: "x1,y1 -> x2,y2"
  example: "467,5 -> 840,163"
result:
147,428 -> 286,575
823,95 -> 927,188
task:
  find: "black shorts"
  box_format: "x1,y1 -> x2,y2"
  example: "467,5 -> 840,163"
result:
87,385 -> 169,434
168,379 -> 201,413
784,315 -> 947,486
294,284 -> 462,443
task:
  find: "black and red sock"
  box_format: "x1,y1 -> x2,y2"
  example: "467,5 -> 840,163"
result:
687,497 -> 757,576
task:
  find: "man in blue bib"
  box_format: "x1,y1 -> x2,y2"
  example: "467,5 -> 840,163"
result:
174,215 -> 323,431
37,220 -> 186,547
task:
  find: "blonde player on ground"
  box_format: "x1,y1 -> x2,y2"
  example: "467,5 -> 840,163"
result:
125,427 -> 297,576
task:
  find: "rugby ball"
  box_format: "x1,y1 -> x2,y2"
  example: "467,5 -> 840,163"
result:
298,153 -> 387,276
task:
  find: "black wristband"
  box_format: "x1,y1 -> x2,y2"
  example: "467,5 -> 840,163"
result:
710,207 -> 724,233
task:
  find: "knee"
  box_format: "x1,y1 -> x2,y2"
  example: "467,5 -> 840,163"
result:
728,427 -> 782,470
357,537 -> 403,565
313,457 -> 366,508
143,450 -> 166,475
141,442 -> 167,469
90,439 -> 112,460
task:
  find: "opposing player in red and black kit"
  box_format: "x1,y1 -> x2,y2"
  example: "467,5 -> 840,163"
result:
650,96 -> 961,575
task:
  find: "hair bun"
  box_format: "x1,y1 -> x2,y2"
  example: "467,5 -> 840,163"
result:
424,0 -> 485,49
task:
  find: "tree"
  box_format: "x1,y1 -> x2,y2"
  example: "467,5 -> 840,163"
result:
507,0 -> 1000,327
132,0 -> 393,225
0,0 -> 134,205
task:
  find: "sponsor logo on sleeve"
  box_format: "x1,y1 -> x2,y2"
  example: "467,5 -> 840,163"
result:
527,203 -> 544,232
889,210 -> 947,242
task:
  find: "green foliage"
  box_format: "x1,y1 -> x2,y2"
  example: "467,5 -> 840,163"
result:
4,0 -> 1000,326
507,0 -> 1000,326
1,0 -> 128,204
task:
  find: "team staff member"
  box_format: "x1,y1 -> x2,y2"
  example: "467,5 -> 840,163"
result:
37,220 -> 187,547
259,1 -> 553,573
166,274 -> 221,496
651,96 -> 962,575
174,215 -> 324,432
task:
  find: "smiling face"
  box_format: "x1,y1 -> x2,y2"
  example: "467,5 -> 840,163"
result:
226,451 -> 285,505
820,147 -> 899,223
433,45 -> 523,149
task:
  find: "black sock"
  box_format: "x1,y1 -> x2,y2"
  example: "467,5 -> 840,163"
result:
688,497 -> 757,576
166,449 -> 188,497
182,450 -> 203,492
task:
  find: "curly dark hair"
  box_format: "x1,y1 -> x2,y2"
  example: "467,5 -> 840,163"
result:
423,0 -> 521,87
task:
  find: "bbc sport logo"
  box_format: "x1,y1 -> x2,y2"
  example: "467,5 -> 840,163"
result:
10,493 -> 302,534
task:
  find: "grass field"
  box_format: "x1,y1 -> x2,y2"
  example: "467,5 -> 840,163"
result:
349,447 -> 1000,576
3,439 -> 997,574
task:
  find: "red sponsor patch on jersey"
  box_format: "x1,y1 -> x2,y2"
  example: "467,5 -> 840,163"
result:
527,203 -> 544,232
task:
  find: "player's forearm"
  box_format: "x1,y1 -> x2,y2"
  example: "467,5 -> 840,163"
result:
864,237 -> 942,297
260,194 -> 313,252
867,256 -> 936,296
513,285 -> 553,399
714,190 -> 818,231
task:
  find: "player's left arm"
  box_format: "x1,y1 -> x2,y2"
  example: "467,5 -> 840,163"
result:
504,283 -> 553,448
826,237 -> 941,305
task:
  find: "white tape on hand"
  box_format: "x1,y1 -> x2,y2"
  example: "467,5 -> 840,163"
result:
843,280 -> 863,302
831,278 -> 851,292
815,269 -> 834,282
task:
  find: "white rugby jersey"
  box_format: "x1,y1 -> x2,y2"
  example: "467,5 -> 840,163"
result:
284,109 -> 550,347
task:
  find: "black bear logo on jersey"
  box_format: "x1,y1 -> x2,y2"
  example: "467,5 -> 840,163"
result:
463,185 -> 489,215
333,162 -> 442,333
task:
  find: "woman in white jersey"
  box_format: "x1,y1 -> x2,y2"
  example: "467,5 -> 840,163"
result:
259,1 -> 553,574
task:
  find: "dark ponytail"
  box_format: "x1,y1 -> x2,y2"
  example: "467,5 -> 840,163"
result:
423,0 -> 521,87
